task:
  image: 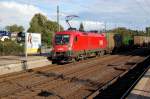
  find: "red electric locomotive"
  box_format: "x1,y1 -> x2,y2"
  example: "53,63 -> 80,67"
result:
51,30 -> 107,63
51,15 -> 108,63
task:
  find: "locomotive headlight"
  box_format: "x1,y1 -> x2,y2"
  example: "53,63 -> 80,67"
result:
51,47 -> 53,50
51,47 -> 54,52
50,47 -> 55,56
67,45 -> 72,56
68,45 -> 72,50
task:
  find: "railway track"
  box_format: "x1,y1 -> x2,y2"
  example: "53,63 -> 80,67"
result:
94,51 -> 150,99
0,48 -> 149,99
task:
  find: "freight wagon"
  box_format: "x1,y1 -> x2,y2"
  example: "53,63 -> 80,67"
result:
134,36 -> 150,48
106,33 -> 135,52
106,33 -> 122,53
122,35 -> 134,49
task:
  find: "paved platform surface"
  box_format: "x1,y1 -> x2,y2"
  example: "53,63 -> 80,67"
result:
127,69 -> 150,99
0,55 -> 51,75
0,55 -> 49,66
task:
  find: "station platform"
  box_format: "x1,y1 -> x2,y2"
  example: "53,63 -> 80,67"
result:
127,68 -> 150,99
0,55 -> 51,75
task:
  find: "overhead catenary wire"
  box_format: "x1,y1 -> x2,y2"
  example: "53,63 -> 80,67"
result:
135,0 -> 150,26
135,0 -> 150,15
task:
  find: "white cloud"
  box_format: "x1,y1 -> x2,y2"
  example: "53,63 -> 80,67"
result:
0,0 -> 149,31
83,21 -> 105,30
94,1 -> 127,13
0,1 -> 46,30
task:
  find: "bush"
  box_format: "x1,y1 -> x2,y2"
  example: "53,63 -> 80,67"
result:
0,40 -> 24,56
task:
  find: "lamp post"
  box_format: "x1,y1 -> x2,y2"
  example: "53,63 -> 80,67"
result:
57,5 -> 60,32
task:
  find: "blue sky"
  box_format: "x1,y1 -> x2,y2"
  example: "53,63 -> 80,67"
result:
0,0 -> 150,31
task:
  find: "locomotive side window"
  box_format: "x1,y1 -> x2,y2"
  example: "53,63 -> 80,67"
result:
55,34 -> 70,45
74,36 -> 78,42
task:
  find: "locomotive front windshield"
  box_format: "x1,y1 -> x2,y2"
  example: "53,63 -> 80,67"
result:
55,34 -> 70,45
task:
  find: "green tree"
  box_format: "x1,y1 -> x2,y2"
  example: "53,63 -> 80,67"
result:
5,24 -> 24,32
111,27 -> 131,36
79,22 -> 84,31
28,13 -> 47,33
28,13 -> 63,46
109,27 -> 146,36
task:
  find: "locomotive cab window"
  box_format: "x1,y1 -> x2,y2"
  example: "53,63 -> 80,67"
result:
55,34 -> 70,45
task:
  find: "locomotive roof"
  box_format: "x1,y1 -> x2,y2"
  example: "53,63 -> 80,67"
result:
56,30 -> 106,37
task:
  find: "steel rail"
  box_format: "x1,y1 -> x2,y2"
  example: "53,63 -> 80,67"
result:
120,56 -> 150,99
86,55 -> 150,99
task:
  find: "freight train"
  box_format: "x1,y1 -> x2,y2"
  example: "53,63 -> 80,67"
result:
50,30 -> 150,63
50,16 -> 150,63
50,30 -> 128,63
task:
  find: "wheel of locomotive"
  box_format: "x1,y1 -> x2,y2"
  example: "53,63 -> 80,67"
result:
71,58 -> 76,63
83,55 -> 87,60
75,56 -> 80,61
101,50 -> 105,56
97,50 -> 105,57
95,52 -> 99,57
80,54 -> 85,60
52,59 -> 57,64
97,51 -> 100,56
82,54 -> 87,60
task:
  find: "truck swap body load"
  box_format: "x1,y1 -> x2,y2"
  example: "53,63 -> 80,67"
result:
106,33 -> 122,53
134,36 -> 150,48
